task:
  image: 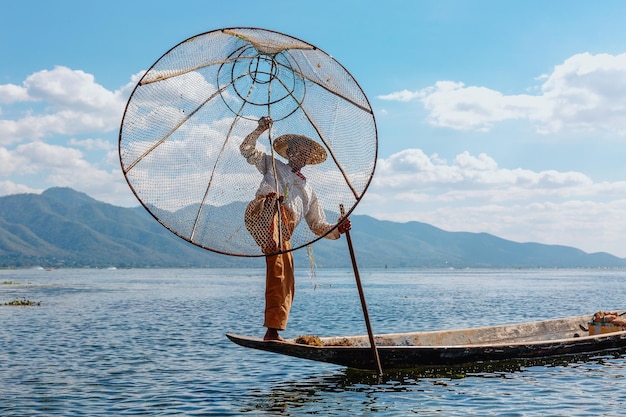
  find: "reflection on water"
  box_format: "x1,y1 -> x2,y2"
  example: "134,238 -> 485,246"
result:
246,352 -> 626,416
239,351 -> 626,416
1,268 -> 626,416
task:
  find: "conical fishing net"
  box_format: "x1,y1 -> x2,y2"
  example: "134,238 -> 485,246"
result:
119,28 -> 377,257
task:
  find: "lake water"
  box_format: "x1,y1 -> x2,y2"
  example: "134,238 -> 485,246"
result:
1,267 -> 625,416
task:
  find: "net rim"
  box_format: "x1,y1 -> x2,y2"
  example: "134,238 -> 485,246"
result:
118,27 -> 378,258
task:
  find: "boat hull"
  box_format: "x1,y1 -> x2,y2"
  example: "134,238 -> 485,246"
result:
227,314 -> 626,370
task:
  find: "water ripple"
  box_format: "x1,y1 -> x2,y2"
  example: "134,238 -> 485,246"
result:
2,268 -> 626,416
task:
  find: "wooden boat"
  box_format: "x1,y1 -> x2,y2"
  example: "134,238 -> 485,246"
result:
227,312 -> 626,371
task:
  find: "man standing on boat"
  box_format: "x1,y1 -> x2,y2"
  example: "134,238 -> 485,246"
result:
240,117 -> 351,341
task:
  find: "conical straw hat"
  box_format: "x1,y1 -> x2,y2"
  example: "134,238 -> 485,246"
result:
272,134 -> 327,165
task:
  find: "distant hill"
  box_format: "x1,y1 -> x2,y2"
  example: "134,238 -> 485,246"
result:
0,187 -> 625,269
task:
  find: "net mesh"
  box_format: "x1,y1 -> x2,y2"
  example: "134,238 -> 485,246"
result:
119,27 -> 377,257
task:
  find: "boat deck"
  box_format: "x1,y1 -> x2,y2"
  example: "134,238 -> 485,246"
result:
303,315 -> 618,347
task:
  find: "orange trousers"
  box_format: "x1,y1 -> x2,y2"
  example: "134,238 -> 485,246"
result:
264,249 -> 294,331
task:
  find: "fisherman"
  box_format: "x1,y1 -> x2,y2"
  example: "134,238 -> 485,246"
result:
240,116 -> 351,341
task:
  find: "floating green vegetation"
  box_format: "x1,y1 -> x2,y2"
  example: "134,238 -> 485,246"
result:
3,298 -> 41,306
2,281 -> 18,285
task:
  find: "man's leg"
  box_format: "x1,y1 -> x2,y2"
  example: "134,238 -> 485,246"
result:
263,249 -> 294,341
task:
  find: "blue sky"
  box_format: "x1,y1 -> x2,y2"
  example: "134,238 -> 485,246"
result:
3,0 -> 626,256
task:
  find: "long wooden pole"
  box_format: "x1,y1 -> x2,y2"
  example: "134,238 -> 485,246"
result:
340,205 -> 383,377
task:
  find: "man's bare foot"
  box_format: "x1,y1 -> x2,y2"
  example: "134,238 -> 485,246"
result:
263,328 -> 284,341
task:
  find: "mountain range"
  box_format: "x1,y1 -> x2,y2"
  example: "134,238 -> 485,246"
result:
1,187 -> 624,269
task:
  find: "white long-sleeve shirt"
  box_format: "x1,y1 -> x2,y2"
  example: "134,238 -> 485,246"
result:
241,145 -> 340,240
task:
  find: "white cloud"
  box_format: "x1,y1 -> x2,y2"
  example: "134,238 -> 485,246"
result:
0,66 -> 142,206
0,83 -> 31,104
24,66 -> 115,110
378,52 -> 626,135
0,66 -> 130,145
0,140 -> 129,204
368,52 -> 626,255
0,180 -> 41,197
356,149 -> 626,257
68,137 -> 113,151
373,149 -> 593,193
378,89 -> 422,102
0,146 -> 21,176
15,141 -> 86,170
